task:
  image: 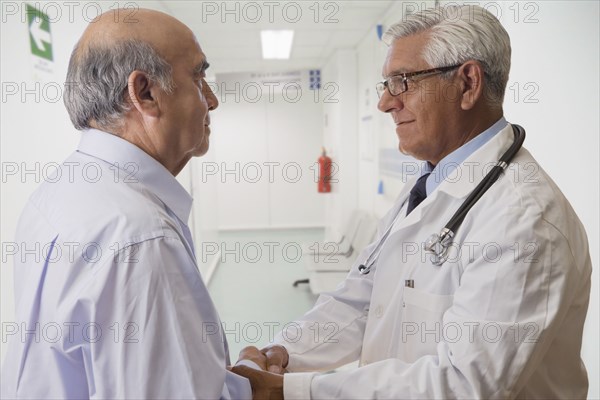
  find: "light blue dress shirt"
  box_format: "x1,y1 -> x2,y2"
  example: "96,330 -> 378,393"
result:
1,129 -> 251,399
422,117 -> 508,194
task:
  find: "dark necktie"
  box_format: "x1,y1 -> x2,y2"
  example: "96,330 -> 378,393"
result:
406,173 -> 431,215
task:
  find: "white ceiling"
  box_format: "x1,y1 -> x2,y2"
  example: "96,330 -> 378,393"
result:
150,1 -> 394,75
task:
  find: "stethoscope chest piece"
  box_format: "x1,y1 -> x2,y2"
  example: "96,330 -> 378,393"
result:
424,228 -> 454,266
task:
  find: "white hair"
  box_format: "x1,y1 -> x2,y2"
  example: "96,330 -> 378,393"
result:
64,39 -> 174,131
383,4 -> 511,106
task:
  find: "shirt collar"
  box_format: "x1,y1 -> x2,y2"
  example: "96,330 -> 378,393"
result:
76,129 -> 193,224
423,117 -> 508,195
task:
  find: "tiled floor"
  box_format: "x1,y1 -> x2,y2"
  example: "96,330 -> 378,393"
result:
208,228 -> 323,361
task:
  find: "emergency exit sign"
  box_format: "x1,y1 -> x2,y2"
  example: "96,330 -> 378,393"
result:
27,4 -> 52,61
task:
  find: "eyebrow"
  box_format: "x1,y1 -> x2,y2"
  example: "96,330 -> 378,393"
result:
383,68 -> 410,79
193,60 -> 210,76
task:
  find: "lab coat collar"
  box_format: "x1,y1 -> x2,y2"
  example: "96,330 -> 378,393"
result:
425,117 -> 507,195
394,123 -> 517,230
435,123 -> 516,199
77,129 -> 193,224
378,181 -> 413,232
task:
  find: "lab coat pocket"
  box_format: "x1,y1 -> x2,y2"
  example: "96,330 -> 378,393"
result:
400,287 -> 454,363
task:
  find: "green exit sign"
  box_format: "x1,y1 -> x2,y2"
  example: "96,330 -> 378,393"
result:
27,4 -> 53,61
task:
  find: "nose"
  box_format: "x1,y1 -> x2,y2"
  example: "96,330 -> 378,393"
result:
203,79 -> 219,111
377,88 -> 403,114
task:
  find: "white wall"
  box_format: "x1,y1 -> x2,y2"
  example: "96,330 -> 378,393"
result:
189,144 -> 221,280
351,1 -> 599,397
355,29 -> 386,215
211,74 -> 325,230
321,49 -> 359,237
1,1 -> 87,366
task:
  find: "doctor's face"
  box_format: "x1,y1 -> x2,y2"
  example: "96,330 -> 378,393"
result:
377,33 -> 463,165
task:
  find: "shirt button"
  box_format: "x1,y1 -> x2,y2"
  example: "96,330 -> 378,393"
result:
374,305 -> 383,318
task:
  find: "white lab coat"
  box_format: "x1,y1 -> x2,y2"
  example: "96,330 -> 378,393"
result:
277,125 -> 592,399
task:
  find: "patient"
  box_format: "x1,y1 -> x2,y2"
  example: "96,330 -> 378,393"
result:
1,8 -> 250,399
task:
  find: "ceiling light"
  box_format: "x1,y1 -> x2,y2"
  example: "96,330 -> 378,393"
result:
261,30 -> 294,59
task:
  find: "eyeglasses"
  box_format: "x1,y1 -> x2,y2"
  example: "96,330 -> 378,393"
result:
376,64 -> 462,98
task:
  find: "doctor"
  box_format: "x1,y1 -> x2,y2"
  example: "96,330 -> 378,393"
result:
233,4 -> 592,399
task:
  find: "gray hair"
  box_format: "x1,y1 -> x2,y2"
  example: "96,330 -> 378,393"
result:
383,4 -> 511,106
64,39 -> 174,131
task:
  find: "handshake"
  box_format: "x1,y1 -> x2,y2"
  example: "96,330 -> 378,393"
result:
230,345 -> 290,400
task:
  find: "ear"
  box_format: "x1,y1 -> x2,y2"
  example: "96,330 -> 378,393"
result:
457,61 -> 485,111
125,70 -> 160,118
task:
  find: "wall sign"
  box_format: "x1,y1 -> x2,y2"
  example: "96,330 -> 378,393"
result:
27,4 -> 52,61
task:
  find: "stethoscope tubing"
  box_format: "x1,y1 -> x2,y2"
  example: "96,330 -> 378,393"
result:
359,124 -> 526,274
440,124 -> 525,243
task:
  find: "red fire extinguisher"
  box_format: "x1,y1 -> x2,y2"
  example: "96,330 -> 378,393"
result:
318,147 -> 332,193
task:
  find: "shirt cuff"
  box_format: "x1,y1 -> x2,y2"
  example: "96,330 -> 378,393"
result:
283,372 -> 317,400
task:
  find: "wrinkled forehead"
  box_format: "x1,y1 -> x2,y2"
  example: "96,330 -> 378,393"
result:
171,37 -> 210,78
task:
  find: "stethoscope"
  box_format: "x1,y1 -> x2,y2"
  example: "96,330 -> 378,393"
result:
358,124 -> 526,274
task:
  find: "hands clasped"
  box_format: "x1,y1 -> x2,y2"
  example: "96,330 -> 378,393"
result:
230,345 -> 289,400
